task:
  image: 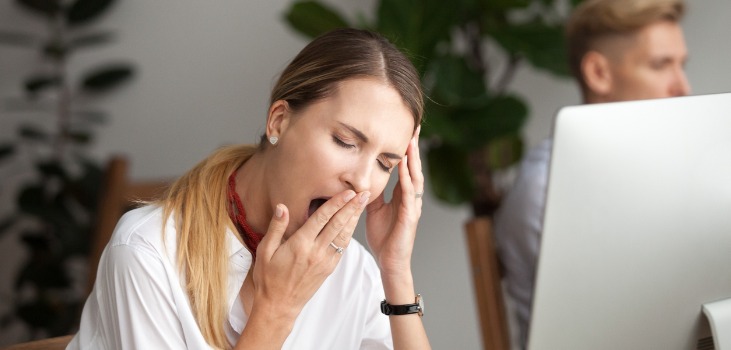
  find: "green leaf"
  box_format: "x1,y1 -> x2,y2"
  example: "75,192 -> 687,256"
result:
15,253 -> 69,290
19,125 -> 49,141
455,94 -> 528,150
37,161 -> 67,180
0,144 -> 15,161
420,100 -> 463,145
284,1 -> 350,39
3,97 -> 53,112
68,31 -> 115,49
24,75 -> 61,95
17,300 -> 56,328
74,110 -> 108,124
80,63 -> 134,93
492,22 -> 571,77
0,31 -> 38,47
486,133 -> 524,170
66,0 -> 117,26
67,157 -> 103,211
15,0 -> 61,18
42,40 -> 67,61
376,0 -> 458,72
68,131 -> 93,145
429,54 -> 487,106
18,185 -> 46,216
0,216 -> 18,238
482,0 -> 530,10
426,143 -> 474,205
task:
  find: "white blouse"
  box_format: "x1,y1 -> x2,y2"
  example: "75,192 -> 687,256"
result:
68,205 -> 392,349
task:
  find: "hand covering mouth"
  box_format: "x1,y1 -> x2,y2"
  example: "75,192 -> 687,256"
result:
308,197 -> 329,218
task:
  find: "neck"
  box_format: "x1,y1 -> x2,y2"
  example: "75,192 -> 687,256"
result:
235,151 -> 270,235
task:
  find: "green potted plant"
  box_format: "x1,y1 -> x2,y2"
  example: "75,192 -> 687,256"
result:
0,0 -> 135,340
283,0 -> 580,216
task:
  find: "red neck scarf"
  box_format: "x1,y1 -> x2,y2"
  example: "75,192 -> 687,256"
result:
227,171 -> 263,258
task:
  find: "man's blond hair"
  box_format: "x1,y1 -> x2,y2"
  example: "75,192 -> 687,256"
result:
566,0 -> 685,90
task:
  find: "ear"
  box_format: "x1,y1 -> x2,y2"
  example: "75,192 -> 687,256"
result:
266,100 -> 290,140
581,51 -> 613,97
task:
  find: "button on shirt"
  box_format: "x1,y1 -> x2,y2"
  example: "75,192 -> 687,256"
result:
68,205 -> 392,349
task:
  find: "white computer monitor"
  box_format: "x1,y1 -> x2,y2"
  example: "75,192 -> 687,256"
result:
528,92 -> 731,350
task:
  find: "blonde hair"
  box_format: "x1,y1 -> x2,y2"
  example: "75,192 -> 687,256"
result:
566,0 -> 685,91
160,144 -> 255,349
159,28 -> 424,349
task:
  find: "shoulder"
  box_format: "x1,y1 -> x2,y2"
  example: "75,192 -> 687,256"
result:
507,138 -> 553,197
494,139 -> 553,227
106,205 -> 177,264
520,138 -> 552,175
95,205 -> 181,296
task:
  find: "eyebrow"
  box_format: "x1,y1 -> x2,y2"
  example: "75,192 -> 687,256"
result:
338,122 -> 403,159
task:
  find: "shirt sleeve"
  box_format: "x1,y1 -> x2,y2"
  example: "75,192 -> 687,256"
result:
493,139 -> 552,347
92,243 -> 189,349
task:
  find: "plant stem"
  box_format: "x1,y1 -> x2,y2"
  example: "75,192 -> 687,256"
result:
495,54 -> 521,96
464,21 -> 487,80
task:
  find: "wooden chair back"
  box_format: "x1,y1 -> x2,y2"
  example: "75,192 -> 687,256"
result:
2,335 -> 73,350
87,156 -> 170,293
465,216 -> 511,350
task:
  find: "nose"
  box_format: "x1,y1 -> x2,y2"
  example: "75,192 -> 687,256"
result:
671,65 -> 691,97
342,162 -> 372,194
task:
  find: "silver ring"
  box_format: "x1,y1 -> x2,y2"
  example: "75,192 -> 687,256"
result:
415,191 -> 424,199
329,241 -> 344,254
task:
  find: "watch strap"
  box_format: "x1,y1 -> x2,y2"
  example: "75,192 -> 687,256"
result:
380,294 -> 423,316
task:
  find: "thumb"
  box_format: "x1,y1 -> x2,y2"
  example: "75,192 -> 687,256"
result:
257,203 -> 288,261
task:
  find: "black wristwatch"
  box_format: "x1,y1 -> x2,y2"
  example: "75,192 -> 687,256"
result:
380,294 -> 424,317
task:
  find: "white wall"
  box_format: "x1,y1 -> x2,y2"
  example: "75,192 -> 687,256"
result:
1,0 -> 729,348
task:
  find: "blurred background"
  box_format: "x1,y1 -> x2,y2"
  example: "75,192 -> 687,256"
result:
0,0 -> 729,348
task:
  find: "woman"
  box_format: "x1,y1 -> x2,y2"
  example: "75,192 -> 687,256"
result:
69,28 -> 430,349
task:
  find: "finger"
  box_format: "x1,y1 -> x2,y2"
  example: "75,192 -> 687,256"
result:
329,192 -> 369,248
257,204 -> 289,262
408,132 -> 424,197
398,154 -> 415,200
299,190 -> 355,239
315,191 -> 370,248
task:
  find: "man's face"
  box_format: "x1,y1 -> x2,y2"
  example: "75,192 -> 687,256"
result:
601,21 -> 690,102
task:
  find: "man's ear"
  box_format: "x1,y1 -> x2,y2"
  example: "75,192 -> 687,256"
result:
266,100 -> 290,140
582,51 -> 613,96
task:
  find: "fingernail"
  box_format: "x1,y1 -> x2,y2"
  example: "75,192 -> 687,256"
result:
344,191 -> 356,202
275,204 -> 283,218
359,191 -> 370,205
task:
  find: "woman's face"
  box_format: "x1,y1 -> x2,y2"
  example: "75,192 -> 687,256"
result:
266,77 -> 415,236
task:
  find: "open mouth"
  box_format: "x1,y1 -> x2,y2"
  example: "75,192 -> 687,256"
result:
308,198 -> 328,218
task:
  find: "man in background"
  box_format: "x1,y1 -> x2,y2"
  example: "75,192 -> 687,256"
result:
493,0 -> 690,347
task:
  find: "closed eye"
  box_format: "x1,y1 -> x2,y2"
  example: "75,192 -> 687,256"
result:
377,158 -> 393,173
333,135 -> 356,149
649,58 -> 673,70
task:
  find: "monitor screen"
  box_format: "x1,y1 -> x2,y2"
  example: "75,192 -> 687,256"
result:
528,92 -> 731,350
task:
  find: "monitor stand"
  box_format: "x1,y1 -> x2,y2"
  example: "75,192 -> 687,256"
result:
700,298 -> 731,350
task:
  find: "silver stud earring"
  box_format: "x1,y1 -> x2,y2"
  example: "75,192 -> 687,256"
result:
269,136 -> 279,145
